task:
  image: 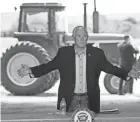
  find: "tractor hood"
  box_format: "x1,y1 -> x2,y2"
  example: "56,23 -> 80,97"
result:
65,33 -> 128,44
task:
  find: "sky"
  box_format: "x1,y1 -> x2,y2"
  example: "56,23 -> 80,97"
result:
0,0 -> 140,15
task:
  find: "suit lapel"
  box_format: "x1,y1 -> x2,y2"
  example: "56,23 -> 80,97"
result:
71,46 -> 76,85
86,46 -> 90,85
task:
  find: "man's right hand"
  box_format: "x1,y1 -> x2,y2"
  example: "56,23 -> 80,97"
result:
17,64 -> 31,78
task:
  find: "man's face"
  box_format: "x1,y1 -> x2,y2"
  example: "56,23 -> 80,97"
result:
124,38 -> 130,44
74,28 -> 88,48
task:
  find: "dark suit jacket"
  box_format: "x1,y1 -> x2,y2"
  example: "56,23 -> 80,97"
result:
30,45 -> 128,113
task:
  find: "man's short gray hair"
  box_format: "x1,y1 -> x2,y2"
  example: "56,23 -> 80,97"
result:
72,26 -> 88,38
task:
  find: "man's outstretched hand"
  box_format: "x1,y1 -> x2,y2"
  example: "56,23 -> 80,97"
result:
17,64 -> 31,78
128,68 -> 140,80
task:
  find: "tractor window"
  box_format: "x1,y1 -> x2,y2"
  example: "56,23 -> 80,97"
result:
21,10 -> 48,32
56,10 -> 68,33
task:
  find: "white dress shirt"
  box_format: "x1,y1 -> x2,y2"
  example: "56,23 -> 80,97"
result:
74,48 -> 87,93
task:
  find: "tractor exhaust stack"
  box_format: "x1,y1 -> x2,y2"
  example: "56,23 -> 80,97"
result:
83,3 -> 87,29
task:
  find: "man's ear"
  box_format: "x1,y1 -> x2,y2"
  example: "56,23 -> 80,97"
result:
72,32 -> 75,39
86,35 -> 88,41
72,35 -> 75,40
72,34 -> 74,39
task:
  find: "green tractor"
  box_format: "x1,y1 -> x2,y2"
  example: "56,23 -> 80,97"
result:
2,2 -> 138,95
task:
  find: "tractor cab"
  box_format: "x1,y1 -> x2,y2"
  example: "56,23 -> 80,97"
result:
15,2 -> 68,48
15,2 -> 68,57
18,3 -> 67,33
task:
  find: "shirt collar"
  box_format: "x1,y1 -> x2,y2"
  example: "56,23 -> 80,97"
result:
74,46 -> 86,55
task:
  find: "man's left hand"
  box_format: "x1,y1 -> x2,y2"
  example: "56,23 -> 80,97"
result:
128,69 -> 140,80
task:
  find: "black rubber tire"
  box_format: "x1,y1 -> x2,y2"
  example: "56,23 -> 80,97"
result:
104,74 -> 128,94
1,41 -> 57,95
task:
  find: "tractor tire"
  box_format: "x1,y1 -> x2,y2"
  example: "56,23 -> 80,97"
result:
1,41 -> 57,95
104,74 -> 128,94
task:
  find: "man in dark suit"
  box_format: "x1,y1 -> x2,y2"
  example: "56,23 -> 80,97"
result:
18,26 -> 140,113
117,35 -> 139,95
